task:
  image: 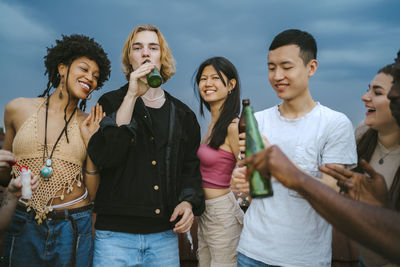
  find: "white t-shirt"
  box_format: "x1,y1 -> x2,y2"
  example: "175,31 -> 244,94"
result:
237,103 -> 357,267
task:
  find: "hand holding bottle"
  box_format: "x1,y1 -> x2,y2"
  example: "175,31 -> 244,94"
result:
244,104 -> 273,198
127,60 -> 155,98
241,145 -> 307,192
231,166 -> 249,193
8,172 -> 39,199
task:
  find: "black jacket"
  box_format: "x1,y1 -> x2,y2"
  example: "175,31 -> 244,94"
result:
88,84 -> 205,219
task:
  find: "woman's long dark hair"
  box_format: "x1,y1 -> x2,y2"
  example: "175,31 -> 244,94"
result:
193,57 -> 241,149
355,60 -> 400,211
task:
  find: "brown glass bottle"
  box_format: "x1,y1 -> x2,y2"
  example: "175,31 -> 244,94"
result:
238,99 -> 250,159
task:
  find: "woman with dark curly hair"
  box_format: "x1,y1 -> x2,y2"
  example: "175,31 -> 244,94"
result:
0,34 -> 111,267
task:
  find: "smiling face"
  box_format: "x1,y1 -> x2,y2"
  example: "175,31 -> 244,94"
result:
129,30 -> 161,72
198,65 -> 235,107
59,56 -> 99,100
267,44 -> 317,101
362,73 -> 397,131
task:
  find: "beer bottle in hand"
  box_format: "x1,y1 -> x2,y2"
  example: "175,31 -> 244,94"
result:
244,104 -> 273,198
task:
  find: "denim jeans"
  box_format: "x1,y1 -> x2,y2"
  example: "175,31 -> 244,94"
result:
237,252 -> 280,267
2,207 -> 93,267
93,229 -> 179,267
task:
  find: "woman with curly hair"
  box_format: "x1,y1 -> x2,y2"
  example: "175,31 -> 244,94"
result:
0,34 -> 111,267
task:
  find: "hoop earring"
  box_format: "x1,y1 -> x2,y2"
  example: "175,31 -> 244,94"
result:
86,94 -> 92,100
228,90 -> 232,95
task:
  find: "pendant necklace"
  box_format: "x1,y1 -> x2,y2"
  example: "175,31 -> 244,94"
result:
40,97 -> 77,181
378,143 -> 394,165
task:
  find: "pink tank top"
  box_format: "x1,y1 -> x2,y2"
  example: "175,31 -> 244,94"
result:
197,144 -> 236,189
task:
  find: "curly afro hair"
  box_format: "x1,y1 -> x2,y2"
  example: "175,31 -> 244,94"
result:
41,34 -> 111,96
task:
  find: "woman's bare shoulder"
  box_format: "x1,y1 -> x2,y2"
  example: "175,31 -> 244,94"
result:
228,118 -> 239,133
5,97 -> 44,115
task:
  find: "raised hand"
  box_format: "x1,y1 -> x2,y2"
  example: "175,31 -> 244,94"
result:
80,103 -> 105,147
318,159 -> 389,207
127,61 -> 155,98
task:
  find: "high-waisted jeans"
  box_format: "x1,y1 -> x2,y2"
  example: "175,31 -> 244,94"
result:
2,206 -> 93,267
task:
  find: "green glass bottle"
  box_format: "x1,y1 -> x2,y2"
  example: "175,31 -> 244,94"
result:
147,66 -> 163,88
245,105 -> 273,198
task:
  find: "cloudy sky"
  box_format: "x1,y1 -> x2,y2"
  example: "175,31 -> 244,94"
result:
1,0 -> 399,133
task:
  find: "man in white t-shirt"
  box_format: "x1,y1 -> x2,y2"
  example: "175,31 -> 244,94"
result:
232,29 -> 357,267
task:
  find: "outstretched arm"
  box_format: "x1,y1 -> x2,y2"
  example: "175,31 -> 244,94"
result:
242,145 -> 400,264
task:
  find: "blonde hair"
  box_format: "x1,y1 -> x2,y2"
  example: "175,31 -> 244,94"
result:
121,24 -> 176,82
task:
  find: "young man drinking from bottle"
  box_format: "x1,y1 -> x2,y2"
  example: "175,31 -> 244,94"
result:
87,24 -> 205,266
231,29 -> 357,267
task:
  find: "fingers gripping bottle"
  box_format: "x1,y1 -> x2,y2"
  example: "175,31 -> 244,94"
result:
244,103 -> 273,198
21,167 -> 32,199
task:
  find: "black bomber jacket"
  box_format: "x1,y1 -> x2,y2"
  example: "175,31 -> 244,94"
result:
87,84 -> 205,219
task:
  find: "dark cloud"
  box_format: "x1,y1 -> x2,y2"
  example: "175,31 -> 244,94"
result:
1,0 -> 399,134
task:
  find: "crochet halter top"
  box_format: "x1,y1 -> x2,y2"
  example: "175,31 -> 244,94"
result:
12,99 -> 86,223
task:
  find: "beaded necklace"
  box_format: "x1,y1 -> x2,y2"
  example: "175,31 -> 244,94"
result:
40,97 -> 77,181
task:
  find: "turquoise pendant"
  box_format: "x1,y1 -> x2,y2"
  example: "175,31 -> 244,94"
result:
40,158 -> 53,181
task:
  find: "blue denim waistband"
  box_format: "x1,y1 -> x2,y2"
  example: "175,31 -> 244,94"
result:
16,203 -> 93,221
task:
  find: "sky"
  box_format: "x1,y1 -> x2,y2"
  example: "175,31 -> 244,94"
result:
1,0 -> 399,134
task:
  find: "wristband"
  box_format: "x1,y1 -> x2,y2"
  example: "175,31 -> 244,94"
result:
83,168 -> 99,175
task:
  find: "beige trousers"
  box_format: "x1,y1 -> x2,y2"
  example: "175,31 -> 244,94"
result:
197,191 -> 244,267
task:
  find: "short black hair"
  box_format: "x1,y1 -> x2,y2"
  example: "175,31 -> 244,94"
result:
269,29 -> 317,65
43,34 -> 111,91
